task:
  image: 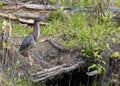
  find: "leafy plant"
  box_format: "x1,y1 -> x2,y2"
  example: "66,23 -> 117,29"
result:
0,1 -> 3,7
12,23 -> 32,37
112,52 -> 120,59
116,0 -> 120,7
49,8 -> 64,21
88,64 -> 106,75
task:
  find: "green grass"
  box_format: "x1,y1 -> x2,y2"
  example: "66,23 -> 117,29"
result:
0,73 -> 46,86
48,0 -> 91,7
42,13 -> 116,50
12,23 -> 33,37
0,17 -> 32,37
14,79 -> 46,86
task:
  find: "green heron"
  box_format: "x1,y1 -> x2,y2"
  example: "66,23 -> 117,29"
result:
19,17 -> 47,65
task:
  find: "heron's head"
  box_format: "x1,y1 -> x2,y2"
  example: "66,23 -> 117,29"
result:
34,17 -> 48,23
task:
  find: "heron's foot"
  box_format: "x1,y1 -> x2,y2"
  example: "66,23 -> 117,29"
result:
28,55 -> 34,66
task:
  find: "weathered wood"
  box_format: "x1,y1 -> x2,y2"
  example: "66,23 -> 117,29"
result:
23,3 -> 74,11
0,12 -> 49,25
110,7 -> 120,14
22,4 -> 120,14
86,70 -> 99,76
1,5 -> 22,11
13,11 -> 48,19
31,61 -> 85,82
0,12 -> 16,20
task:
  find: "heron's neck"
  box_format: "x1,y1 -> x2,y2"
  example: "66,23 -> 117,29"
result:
34,22 -> 39,31
33,22 -> 40,41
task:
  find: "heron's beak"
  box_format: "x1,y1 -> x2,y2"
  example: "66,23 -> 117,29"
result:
35,17 -> 49,23
41,18 -> 48,23
36,16 -> 48,22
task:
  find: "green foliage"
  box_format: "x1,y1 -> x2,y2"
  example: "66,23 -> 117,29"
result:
14,79 -> 45,86
2,41 -> 7,48
49,8 -> 64,21
0,72 -> 46,86
15,60 -> 20,68
116,0 -> 120,7
12,23 -> 32,37
0,17 -> 33,37
83,0 -> 91,7
0,1 -> 3,7
88,64 -> 106,75
46,12 -> 114,50
6,67 -> 11,75
112,52 -> 120,59
50,0 -> 91,7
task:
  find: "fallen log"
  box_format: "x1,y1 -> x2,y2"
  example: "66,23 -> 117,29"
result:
18,17 -> 49,24
1,3 -> 120,25
31,61 -> 85,82
0,12 -> 49,25
110,7 -> 120,14
0,12 -> 16,20
13,11 -> 48,19
23,3 -> 74,11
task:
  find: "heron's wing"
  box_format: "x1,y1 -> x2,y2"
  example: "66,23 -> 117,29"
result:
19,34 -> 34,51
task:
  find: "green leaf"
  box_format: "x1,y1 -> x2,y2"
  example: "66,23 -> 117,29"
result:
105,42 -> 110,49
15,60 -> 20,68
112,52 -> 120,59
2,41 -> 7,48
88,64 -> 97,71
101,16 -> 109,22
98,67 -> 103,74
0,1 -> 3,7
116,0 -> 120,8
97,64 -> 106,74
112,38 -> 116,44
6,67 -> 11,74
101,60 -> 106,65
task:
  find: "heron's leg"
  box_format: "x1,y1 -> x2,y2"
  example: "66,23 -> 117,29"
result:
28,50 -> 33,66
